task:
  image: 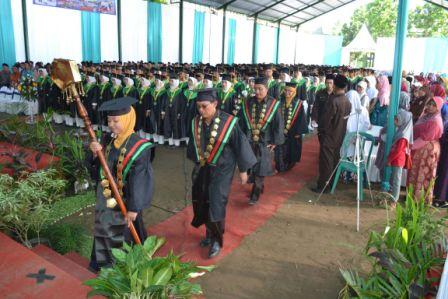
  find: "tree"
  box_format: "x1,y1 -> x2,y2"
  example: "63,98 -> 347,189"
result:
340,0 -> 397,46
339,0 -> 448,45
409,3 -> 448,37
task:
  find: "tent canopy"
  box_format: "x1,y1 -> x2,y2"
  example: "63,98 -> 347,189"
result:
345,24 -> 376,52
184,0 -> 448,28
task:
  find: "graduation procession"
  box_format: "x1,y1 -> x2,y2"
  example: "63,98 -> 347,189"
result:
1,0 -> 448,298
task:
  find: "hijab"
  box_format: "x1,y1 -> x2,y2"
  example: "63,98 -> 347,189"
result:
113,106 -> 136,148
188,77 -> 198,90
430,83 -> 446,99
346,90 -> 371,133
399,91 -> 410,111
155,79 -> 164,91
124,77 -> 134,87
141,78 -> 150,88
169,79 -> 179,91
376,75 -> 390,106
393,109 -> 413,145
414,96 -> 444,143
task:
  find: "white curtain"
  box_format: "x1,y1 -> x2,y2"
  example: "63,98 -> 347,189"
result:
161,3 -> 179,63
100,13 -> 118,61
295,33 -> 325,65
27,0 -> 82,63
10,0 -> 26,62
233,13 -> 253,64
121,0 -> 147,62
182,2 -> 195,63
257,23 -> 276,63
278,25 -> 296,64
205,11 -> 222,65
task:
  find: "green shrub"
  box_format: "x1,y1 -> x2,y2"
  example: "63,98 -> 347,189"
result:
339,186 -> 447,298
0,169 -> 67,247
84,236 -> 215,298
41,223 -> 93,257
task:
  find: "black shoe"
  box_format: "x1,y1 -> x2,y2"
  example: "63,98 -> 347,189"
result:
249,186 -> 261,205
208,241 -> 221,258
199,238 -> 212,247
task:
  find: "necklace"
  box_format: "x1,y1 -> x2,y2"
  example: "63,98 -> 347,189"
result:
250,101 -> 267,142
195,115 -> 220,167
100,136 -> 131,209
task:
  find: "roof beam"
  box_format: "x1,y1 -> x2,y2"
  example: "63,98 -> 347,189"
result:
249,0 -> 287,17
294,0 -> 357,26
275,0 -> 325,22
217,0 -> 238,10
294,0 -> 326,13
423,0 -> 448,10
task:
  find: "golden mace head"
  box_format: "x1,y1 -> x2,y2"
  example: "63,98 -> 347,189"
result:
51,59 -> 85,103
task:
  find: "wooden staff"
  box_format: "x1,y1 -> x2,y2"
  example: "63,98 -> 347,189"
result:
51,59 -> 141,245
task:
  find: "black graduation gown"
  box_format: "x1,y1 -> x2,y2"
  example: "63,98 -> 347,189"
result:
89,133 -> 154,269
274,97 -> 309,172
218,89 -> 237,115
83,83 -> 100,124
187,111 -> 256,227
182,89 -> 197,138
48,81 -> 63,112
138,87 -> 153,134
110,85 -> 123,99
267,80 -> 280,100
37,77 -> 51,114
163,88 -> 185,140
150,88 -> 167,137
98,83 -> 112,127
239,96 -> 285,177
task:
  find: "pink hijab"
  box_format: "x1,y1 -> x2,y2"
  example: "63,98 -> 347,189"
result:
377,75 -> 390,106
414,96 -> 444,142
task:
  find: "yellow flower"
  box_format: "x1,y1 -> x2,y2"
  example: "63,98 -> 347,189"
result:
18,85 -> 22,92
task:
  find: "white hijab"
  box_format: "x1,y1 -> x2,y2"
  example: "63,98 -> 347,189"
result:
112,78 -> 121,86
141,78 -> 150,88
155,79 -> 164,91
188,77 -> 198,90
87,76 -> 96,84
222,80 -> 232,92
124,77 -> 134,87
204,79 -> 213,89
169,79 -> 179,91
101,75 -> 109,83
346,90 -> 371,133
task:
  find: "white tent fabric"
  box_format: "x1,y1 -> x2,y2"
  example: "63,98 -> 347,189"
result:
231,12 -> 253,64
204,11 -> 223,65
26,0 -> 82,63
295,33 -> 326,65
161,3 -> 180,63
375,37 -> 427,73
278,25 -> 296,64
182,2 -> 195,63
257,23 -> 276,63
121,0 -> 147,62
345,24 -> 376,52
100,14 -> 119,61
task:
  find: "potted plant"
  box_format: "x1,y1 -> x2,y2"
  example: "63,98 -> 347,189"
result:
84,236 -> 215,298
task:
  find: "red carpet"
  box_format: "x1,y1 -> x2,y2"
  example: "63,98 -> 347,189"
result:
0,142 -> 59,176
148,136 -> 319,265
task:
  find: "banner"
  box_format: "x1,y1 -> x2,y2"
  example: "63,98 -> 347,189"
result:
33,0 -> 116,15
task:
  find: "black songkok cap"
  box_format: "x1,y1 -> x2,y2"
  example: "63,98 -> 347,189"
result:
334,74 -> 348,89
325,73 -> 335,81
254,77 -> 268,86
197,88 -> 218,102
285,82 -> 297,88
98,97 -> 137,116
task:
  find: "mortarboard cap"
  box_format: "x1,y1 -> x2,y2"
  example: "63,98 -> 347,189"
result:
254,77 -> 268,86
197,88 -> 218,102
98,97 -> 137,116
285,82 -> 297,88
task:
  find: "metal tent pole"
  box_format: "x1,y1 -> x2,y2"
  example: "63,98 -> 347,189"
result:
382,0 -> 410,191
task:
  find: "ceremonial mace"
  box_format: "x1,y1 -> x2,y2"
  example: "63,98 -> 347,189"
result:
51,59 -> 141,245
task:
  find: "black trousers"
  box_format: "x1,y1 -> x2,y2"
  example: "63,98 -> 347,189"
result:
317,144 -> 340,189
205,220 -> 225,247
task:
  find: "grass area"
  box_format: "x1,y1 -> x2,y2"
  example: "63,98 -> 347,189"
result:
48,191 -> 96,225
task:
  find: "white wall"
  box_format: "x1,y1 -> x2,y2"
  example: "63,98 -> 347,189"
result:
278,25 -> 296,64
232,12 -> 253,64
257,23 -> 276,63
121,0 -> 147,62
10,0 -> 26,62
161,3 -> 179,63
26,0 -> 82,63
100,13 -> 118,61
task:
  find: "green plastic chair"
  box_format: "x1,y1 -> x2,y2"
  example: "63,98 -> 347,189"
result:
330,131 -> 376,200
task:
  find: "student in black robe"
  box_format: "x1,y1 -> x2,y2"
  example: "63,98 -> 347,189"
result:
82,75 -> 100,128
110,77 -> 123,99
163,73 -> 185,147
239,77 -> 285,204
138,77 -> 153,139
187,88 -> 256,258
264,65 -> 280,100
274,82 -> 309,172
182,76 -> 198,142
218,74 -> 237,115
88,97 -> 154,272
36,69 -> 51,115
151,75 -> 167,145
98,74 -> 112,132
311,75 -> 352,193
